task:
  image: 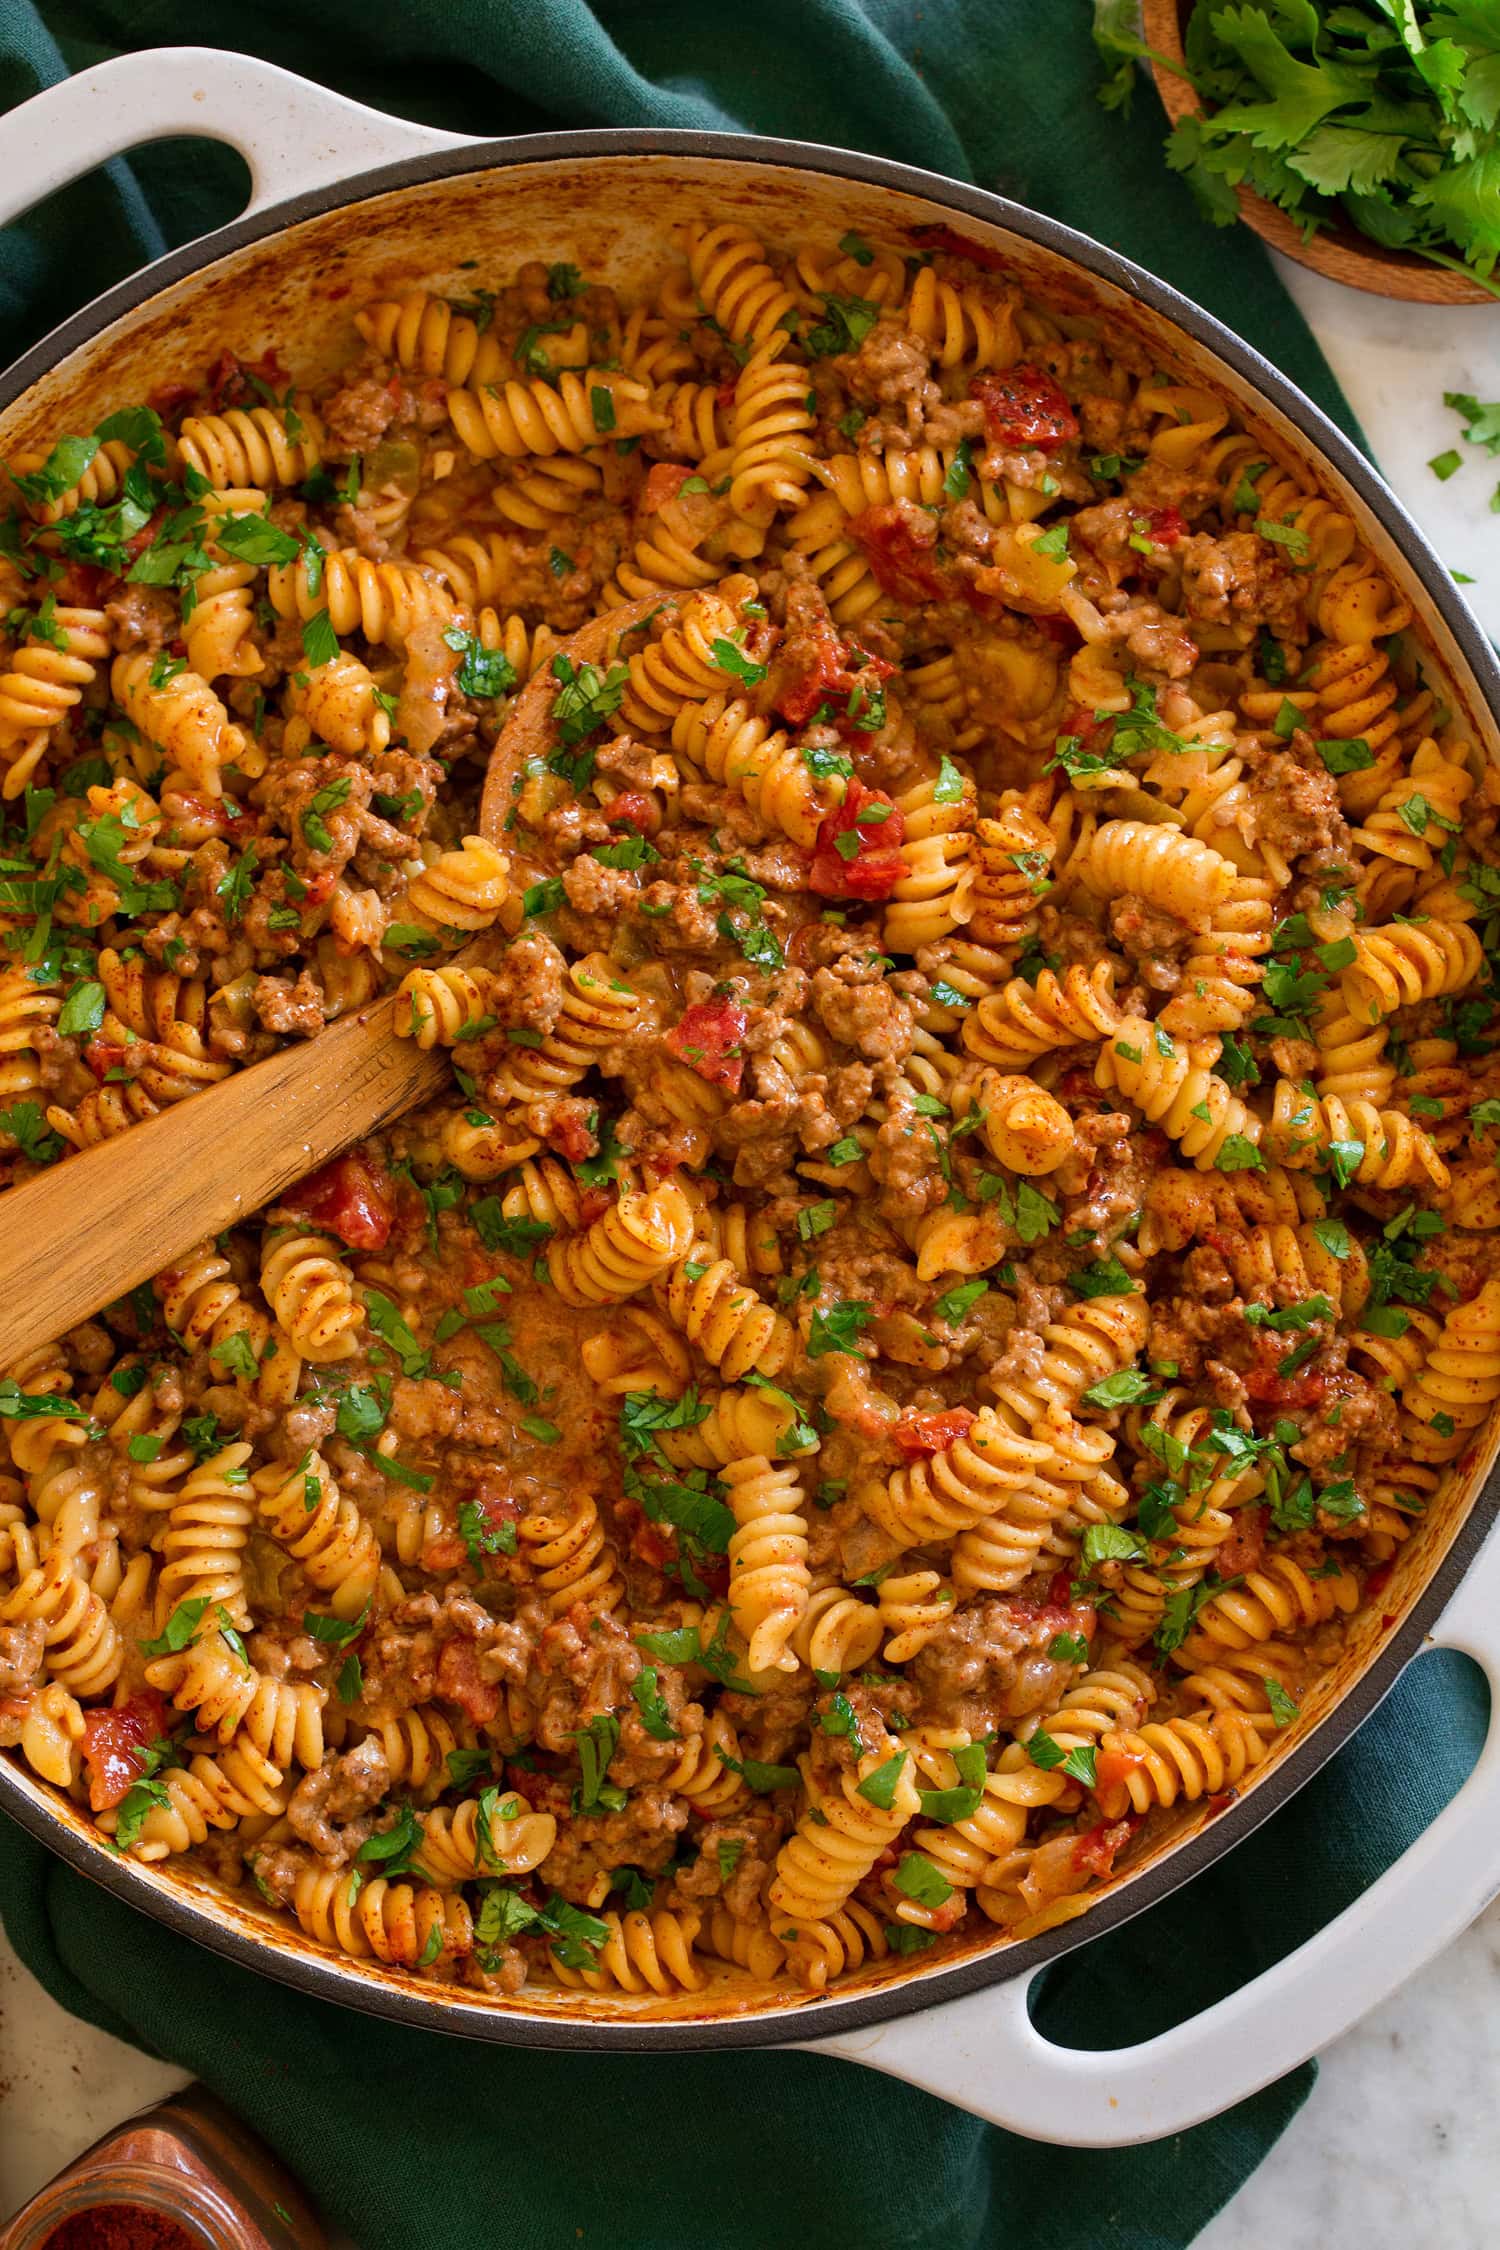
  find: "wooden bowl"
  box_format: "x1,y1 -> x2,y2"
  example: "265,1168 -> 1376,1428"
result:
1141,0 -> 1494,305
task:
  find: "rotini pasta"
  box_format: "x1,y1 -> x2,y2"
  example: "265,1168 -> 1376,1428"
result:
1,221 -> 1492,2026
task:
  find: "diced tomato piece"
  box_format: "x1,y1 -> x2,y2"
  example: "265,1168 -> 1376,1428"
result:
82,1038 -> 129,1083
52,561 -> 111,606
546,1108 -> 596,1166
146,380 -> 194,420
123,517 -> 160,563
971,365 -> 1078,453
201,350 -> 245,413
770,578 -> 896,725
808,778 -> 906,901
173,791 -> 258,838
1365,1562 -> 1395,1602
1090,1745 -> 1148,1820
1005,1589 -> 1098,1645
605,790 -> 658,837
1146,505 -> 1187,547
1071,1812 -> 1141,1879
299,870 -> 337,909
641,463 -> 693,512
436,1638 -> 501,1725
640,1132 -> 695,1186
615,1495 -> 676,1574
81,1693 -> 167,1812
618,1495 -> 731,1597
774,620 -> 850,727
908,224 -> 1012,276
847,502 -> 950,605
634,1516 -> 677,1572
696,1551 -> 731,1599
1031,1591 -> 1084,1633
1217,1503 -> 1268,1578
664,998 -> 748,1094
465,1486 -> 522,1559
569,1182 -> 609,1229
200,347 -> 288,415
1059,700 -> 1111,745
828,655 -> 899,746
436,1477 -> 518,1575
283,1150 -> 395,1250
892,1406 -> 977,1458
1242,1369 -> 1327,1409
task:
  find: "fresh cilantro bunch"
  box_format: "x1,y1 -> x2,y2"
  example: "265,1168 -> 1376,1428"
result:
1094,1 -> 1500,291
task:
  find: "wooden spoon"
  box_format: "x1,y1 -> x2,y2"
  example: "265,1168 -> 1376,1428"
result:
0,595 -> 674,1368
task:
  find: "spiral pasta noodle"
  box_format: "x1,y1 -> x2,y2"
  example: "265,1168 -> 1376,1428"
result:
396,966 -> 494,1048
253,1450 -> 381,1620
152,1444 -> 255,1629
655,1252 -> 793,1382
265,549 -> 454,649
0,605 -> 105,758
0,218 -> 1493,2020
355,290 -> 508,386
547,1183 -> 695,1306
260,1232 -> 365,1362
671,694 -> 837,849
492,953 -> 641,1098
723,1455 -> 810,1674
964,964 -> 1122,1068
686,224 -> 798,348
284,653 -> 392,756
177,403 -> 321,487
769,1744 -> 921,1923
447,371 -> 661,460
291,1869 -> 472,1969
1097,1022 -> 1261,1170
517,1494 -> 625,1615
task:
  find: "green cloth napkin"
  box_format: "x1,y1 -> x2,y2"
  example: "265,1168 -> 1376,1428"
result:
0,7 -> 1392,2243
2,1654 -> 1485,2249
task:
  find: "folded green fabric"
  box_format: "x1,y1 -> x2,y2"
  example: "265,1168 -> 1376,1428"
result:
0,7 -> 1390,2243
2,1653 -> 1484,2249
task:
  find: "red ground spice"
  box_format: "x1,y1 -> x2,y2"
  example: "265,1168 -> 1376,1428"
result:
43,2204 -> 197,2250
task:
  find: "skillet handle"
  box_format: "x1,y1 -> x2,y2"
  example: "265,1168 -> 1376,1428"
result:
798,1519 -> 1500,2146
0,45 -> 471,231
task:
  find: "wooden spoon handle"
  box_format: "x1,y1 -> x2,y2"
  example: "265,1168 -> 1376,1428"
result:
0,594 -> 678,1370
0,993 -> 446,1371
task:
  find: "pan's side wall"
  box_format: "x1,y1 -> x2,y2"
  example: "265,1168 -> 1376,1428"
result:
1,143 -> 1496,2046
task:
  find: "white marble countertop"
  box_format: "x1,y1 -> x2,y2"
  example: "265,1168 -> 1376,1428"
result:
1,247 -> 1498,2248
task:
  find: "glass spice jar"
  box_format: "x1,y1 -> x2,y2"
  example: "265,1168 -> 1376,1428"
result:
0,2087 -> 325,2250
